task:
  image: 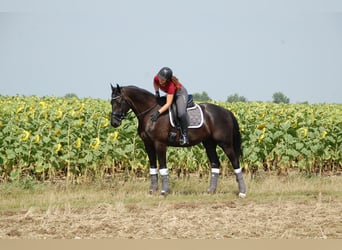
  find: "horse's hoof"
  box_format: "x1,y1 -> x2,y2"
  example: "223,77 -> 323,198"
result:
207,188 -> 216,194
149,187 -> 158,194
149,190 -> 157,195
160,190 -> 169,196
238,193 -> 246,198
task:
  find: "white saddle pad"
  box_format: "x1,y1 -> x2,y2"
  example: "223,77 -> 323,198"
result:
169,103 -> 204,129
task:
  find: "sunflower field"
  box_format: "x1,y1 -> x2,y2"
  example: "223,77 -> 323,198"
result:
0,95 -> 341,182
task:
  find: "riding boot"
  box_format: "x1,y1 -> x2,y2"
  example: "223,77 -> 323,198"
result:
149,174 -> 158,194
179,114 -> 189,145
235,168 -> 246,198
207,172 -> 219,194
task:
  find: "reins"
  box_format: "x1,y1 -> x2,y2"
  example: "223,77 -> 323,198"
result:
115,89 -> 158,119
136,103 -> 158,117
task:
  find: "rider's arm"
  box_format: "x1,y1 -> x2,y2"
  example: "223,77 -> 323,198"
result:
153,81 -> 160,92
153,80 -> 161,97
158,94 -> 174,114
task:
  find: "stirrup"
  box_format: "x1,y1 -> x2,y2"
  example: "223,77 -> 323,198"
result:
179,135 -> 189,145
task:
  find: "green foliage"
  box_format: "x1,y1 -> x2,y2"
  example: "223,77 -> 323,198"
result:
64,93 -> 79,99
192,91 -> 211,102
0,96 -> 341,182
272,92 -> 290,103
0,96 -> 118,181
226,93 -> 247,102
227,102 -> 342,174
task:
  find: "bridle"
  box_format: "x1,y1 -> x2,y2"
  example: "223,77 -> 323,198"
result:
111,95 -> 127,123
111,93 -> 158,122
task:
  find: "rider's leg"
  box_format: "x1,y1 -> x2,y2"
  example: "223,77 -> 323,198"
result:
175,89 -> 189,145
179,114 -> 189,145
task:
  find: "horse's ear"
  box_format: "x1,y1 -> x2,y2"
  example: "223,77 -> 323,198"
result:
116,84 -> 121,93
110,83 -> 121,94
111,83 -> 115,92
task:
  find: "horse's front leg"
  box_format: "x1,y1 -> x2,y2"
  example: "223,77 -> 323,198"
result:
155,142 -> 169,195
144,142 -> 158,193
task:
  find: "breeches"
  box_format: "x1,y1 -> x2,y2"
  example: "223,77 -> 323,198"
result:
175,87 -> 188,118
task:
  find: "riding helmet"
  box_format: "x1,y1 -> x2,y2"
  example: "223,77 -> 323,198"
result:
158,67 -> 173,81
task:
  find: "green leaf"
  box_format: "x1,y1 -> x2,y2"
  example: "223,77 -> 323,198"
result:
85,153 -> 93,162
10,169 -> 20,181
35,165 -> 45,173
5,149 -> 16,160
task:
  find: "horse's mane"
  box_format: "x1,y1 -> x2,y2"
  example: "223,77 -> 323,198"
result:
122,85 -> 156,104
124,85 -> 154,96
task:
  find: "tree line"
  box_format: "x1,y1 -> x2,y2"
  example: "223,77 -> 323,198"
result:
64,91 -> 290,103
192,91 -> 290,103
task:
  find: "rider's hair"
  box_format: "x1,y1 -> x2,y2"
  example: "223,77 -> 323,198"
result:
171,76 -> 182,90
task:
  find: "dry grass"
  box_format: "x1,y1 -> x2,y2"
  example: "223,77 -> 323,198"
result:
1,173 -> 342,239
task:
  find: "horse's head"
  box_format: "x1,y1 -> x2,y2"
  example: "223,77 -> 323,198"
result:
110,84 -> 131,127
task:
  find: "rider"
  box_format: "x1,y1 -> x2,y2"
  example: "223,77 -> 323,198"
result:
150,67 -> 189,145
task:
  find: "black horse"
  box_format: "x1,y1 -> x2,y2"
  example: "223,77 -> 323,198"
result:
110,84 -> 246,197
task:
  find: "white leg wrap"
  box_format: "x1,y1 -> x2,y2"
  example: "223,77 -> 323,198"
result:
234,168 -> 242,174
150,168 -> 158,175
159,168 -> 168,176
211,168 -> 220,174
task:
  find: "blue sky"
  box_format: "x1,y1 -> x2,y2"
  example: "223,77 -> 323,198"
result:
1,0 -> 342,103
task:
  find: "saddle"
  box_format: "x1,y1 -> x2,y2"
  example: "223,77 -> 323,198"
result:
169,105 -> 203,129
157,95 -> 204,129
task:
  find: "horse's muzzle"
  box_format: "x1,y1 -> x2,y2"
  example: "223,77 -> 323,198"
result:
111,112 -> 124,127
110,119 -> 121,128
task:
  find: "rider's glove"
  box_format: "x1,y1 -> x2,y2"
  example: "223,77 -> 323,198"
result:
151,111 -> 160,122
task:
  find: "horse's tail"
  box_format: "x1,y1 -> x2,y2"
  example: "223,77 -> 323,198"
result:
231,112 -> 243,159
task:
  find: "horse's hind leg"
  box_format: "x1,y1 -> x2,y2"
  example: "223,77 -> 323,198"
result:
235,168 -> 246,198
221,145 -> 246,198
203,140 -> 220,194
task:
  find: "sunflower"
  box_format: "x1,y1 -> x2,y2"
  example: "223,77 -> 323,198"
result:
297,127 -> 308,138
20,130 -> 30,141
34,134 -> 40,143
90,137 -> 100,149
76,138 -> 82,148
55,143 -> 62,152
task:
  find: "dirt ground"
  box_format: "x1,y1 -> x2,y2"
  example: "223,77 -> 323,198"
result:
1,198 -> 342,239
